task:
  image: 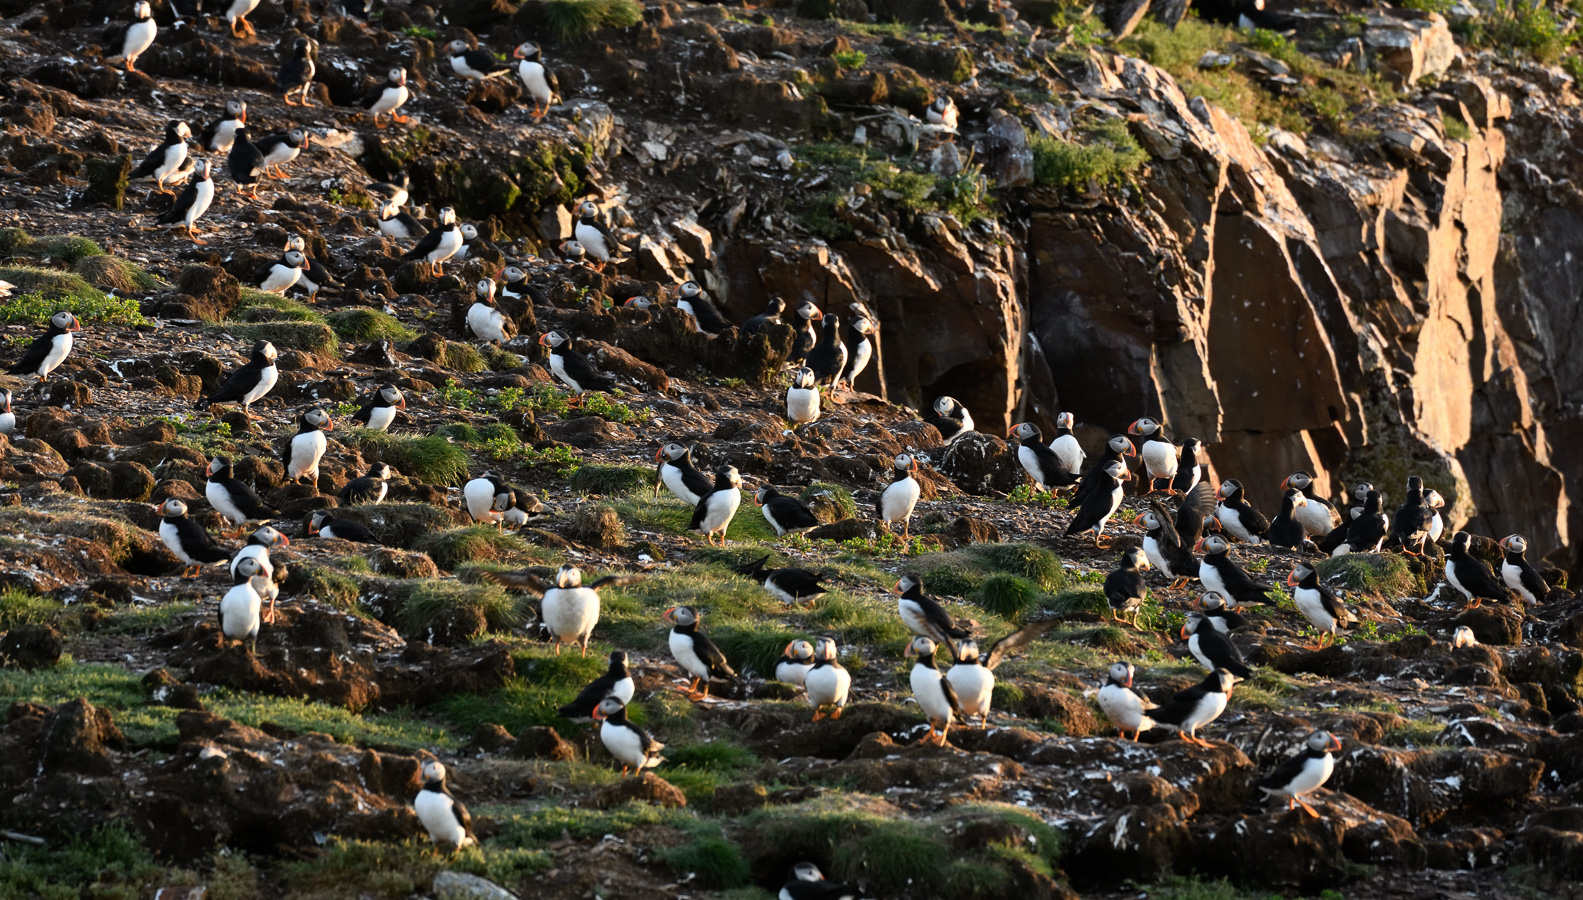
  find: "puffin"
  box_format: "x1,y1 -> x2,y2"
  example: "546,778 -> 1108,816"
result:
780,863 -> 858,900
1197,593 -> 1249,632
1128,416 -> 1178,494
351,383 -> 404,431
663,605 -> 738,700
756,487 -> 822,536
945,621 -> 1057,725
498,265 -> 543,304
1445,531 -> 1507,609
806,314 -> 849,387
775,639 -> 816,686
655,442 -> 713,506
496,484 -> 545,529
744,298 -> 785,335
229,524 -> 288,584
308,511 -> 380,544
254,127 -> 309,180
1216,479 -> 1270,544
1389,476 -> 1434,555
1193,535 -> 1273,610
1097,661 -> 1156,741
1181,612 -> 1253,678
224,0 -> 260,36
414,763 -> 475,851
464,472 -> 509,526
277,38 -> 317,106
252,249 -> 305,294
593,697 -> 665,776
805,636 -> 852,721
226,127 -> 266,199
1266,489 -> 1313,550
155,158 -> 215,243
513,42 -> 554,116
539,329 -> 616,395
893,574 -> 971,653
157,498 -> 230,578
1328,489 -> 1387,556
788,301 -> 822,364
1171,437 -> 1204,495
688,465 -> 744,546
468,279 -> 515,344
558,239 -> 587,264
1011,422 -> 1079,491
7,311 -> 80,382
906,636 -> 962,747
484,564 -> 642,656
1282,471 -> 1341,537
1287,562 -> 1354,647
377,199 -> 427,240
1064,459 -> 1128,547
219,574 -> 270,653
785,366 -> 821,429
447,39 -> 512,80
1425,489 -> 1447,542
457,224 -> 498,261
195,340 -> 278,416
0,389 -> 14,435
736,555 -> 828,607
841,315 -> 875,389
1048,411 -> 1084,476
1497,534 -> 1548,605
231,551 -> 282,624
1453,625 -> 1479,648
401,207 -> 463,277
199,101 -> 247,154
1072,435 -> 1137,507
368,172 -> 410,208
281,407 -> 333,484
926,95 -> 959,129
1104,546 -> 1150,629
106,1 -> 157,72
559,650 -> 635,722
130,120 -> 192,196
925,396 -> 974,443
363,66 -> 410,128
282,234 -> 340,300
1150,668 -> 1236,747
205,456 -> 278,535
1257,730 -> 1343,818
1133,482 -> 1215,589
339,462 -> 393,506
879,453 -> 922,537
573,200 -> 627,269
675,281 -> 730,335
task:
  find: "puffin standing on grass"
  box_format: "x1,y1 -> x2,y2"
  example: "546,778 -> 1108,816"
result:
663,605 -> 739,700
879,453 -> 921,537
1011,422 -> 1079,492
756,487 -> 822,536
1193,535 -> 1273,610
540,329 -> 616,397
414,762 -> 475,851
689,466 -> 744,546
282,407 -> 332,484
1181,612 -> 1253,678
559,650 -> 635,722
775,640 -> 816,687
1445,531 -> 1508,609
106,1 -> 157,72
1104,546 -> 1150,629
1256,731 -> 1343,818
276,38 -> 317,106
893,574 -> 971,654
1498,534 -> 1549,605
1097,661 -> 1156,741
1128,416 -> 1178,494
737,555 -> 828,608
907,636 -> 962,747
945,621 -> 1057,726
594,697 -> 666,776
804,636 -> 851,721
351,383 -> 404,431
195,340 -> 278,418
464,472 -> 509,526
1288,562 -> 1355,648
1150,669 -> 1236,747
925,396 -> 974,443
157,499 -> 231,578
655,442 -> 713,506
155,158 -> 215,244
484,564 -> 642,657
205,456 -> 278,536
6,311 -> 80,382
130,120 -> 191,196
1216,479 -> 1270,544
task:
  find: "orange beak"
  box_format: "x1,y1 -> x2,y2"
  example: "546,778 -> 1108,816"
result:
1280,475 -> 1292,490
1328,735 -> 1343,752
1286,570 -> 1300,587
322,417 -> 334,431
654,447 -> 664,462
662,607 -> 677,624
904,643 -> 917,658
538,333 -> 551,346
592,706 -> 608,722
396,396 -> 406,409
1127,419 -> 1142,436
910,459 -> 919,473
1179,624 -> 1190,640
1132,512 -> 1148,526
892,579 -> 903,593
307,522 -> 319,535
1125,672 -> 1133,688
239,110 -> 247,124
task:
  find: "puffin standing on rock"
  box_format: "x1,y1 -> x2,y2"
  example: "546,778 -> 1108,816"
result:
806,314 -> 848,387
131,120 -> 191,196
574,200 -> 628,270
200,100 -> 247,154
1128,416 -> 1178,494
363,67 -> 410,128
226,127 -> 266,199
1390,476 -> 1435,556
463,471 -> 506,524
655,442 -> 713,506
689,466 -> 744,546
1048,411 -> 1084,477
879,452 -> 922,537
219,574 -> 270,653
1257,730 -> 1343,818
594,697 -> 665,776
283,234 -> 340,300
1216,479 -> 1269,544
196,340 -> 278,418
255,127 -> 310,180
282,407 -> 332,484
205,456 -> 278,536
155,158 -> 215,244
925,396 -> 974,443
945,621 -> 1057,726
789,301 -> 822,365
7,311 -> 80,382
1104,546 -> 1150,629
468,280 -> 516,344
675,281 -> 730,335
744,298 -> 784,335
559,650 -> 635,721
157,499 -> 231,579
276,38 -> 317,106
377,199 -> 427,240
1171,437 -> 1204,495
1194,534 -> 1273,610
1182,612 -> 1253,678
540,329 -> 616,397
1134,482 -> 1214,590
785,367 -> 821,430
1288,562 -> 1355,647
1065,459 -> 1128,547
448,39 -> 512,80
664,605 -> 738,700
0,390 -> 14,435
1150,669 -> 1236,747
513,42 -> 555,117
252,249 -> 304,294
1498,534 -> 1549,605
106,1 -> 157,72
402,207 -> 462,277
1011,422 -> 1078,492
1445,531 -> 1507,609
1282,471 -> 1341,537
339,462 -> 393,506
1097,661 -> 1156,741
841,315 -> 875,389
907,636 -> 962,747
804,636 -> 851,721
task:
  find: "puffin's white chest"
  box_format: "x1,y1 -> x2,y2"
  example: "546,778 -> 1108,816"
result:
158,520 -> 191,563
1271,754 -> 1334,799
288,430 -> 326,479
946,663 -> 993,716
226,0 -> 261,19
371,84 -> 409,115
211,119 -> 241,152
699,489 -> 740,535
1199,561 -> 1228,597
467,303 -> 508,342
599,721 -> 653,769
786,387 -> 819,424
669,630 -> 708,679
1178,690 -> 1227,732
881,476 -> 920,523
415,790 -> 470,847
661,463 -> 702,506
1097,684 -> 1149,731
262,142 -> 300,168
805,663 -> 850,707
122,19 -> 157,61
542,586 -> 599,642
910,664 -> 955,724
1141,533 -> 1170,575
429,227 -> 463,264
1295,499 -> 1333,536
1186,634 -> 1217,672
897,600 -> 930,638
845,337 -> 872,384
1141,439 -> 1177,480
1217,504 -> 1260,544
548,353 -> 580,392
1016,445 -> 1044,483
220,582 -> 262,640
206,480 -> 247,524
517,60 -> 551,102
1446,562 -> 1472,599
39,332 -> 73,377
574,221 -> 611,259
463,478 -> 501,522
776,659 -> 811,686
241,364 -> 277,407
365,404 -> 396,431
1294,586 -> 1336,631
0,412 -> 15,434
1050,434 -> 1084,474
186,178 -> 215,226
260,264 -> 300,294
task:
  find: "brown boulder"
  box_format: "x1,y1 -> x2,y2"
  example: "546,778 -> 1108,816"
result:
592,772 -> 686,809
510,725 -> 577,761
0,624 -> 63,669
939,431 -> 1020,495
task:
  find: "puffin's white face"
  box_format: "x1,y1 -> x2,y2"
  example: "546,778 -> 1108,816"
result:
255,525 -> 288,548
0,389 -> 11,411
593,697 -> 624,721
207,457 -> 226,476
438,207 -> 457,226
894,574 -> 920,594
287,128 -> 306,145
422,759 -> 447,782
371,463 -> 393,480
786,639 -> 815,661
1109,661 -> 1133,687
556,564 -> 582,588
286,234 -> 306,252
754,487 -> 771,505
235,556 -> 266,579
304,408 -> 332,429
1125,546 -> 1148,569
1424,490 -> 1445,510
1219,479 -> 1240,498
1215,670 -> 1237,693
792,862 -> 825,883
1108,435 -> 1133,455
448,39 -> 470,55
227,99 -> 245,117
1287,472 -> 1312,490
1136,510 -> 1160,530
461,224 -> 479,241
379,385 -> 403,406
1308,730 -> 1342,753
380,199 -> 400,220
135,1 -> 152,19
933,396 -> 955,416
680,281 -> 701,298
723,466 -> 742,489
283,250 -> 306,268
792,367 -> 815,390
798,302 -> 821,321
560,240 -> 584,257
159,499 -> 188,517
1200,593 -> 1226,610
1103,460 -> 1125,480
624,296 -> 653,310
906,636 -> 936,658
854,316 -> 874,334
1200,535 -> 1229,555
540,330 -> 568,349
1011,422 -> 1038,442
390,67 -> 406,85
503,266 -> 525,282
51,311 -> 80,331
664,605 -> 699,627
309,510 -> 329,530
814,636 -> 837,660
194,159 -> 210,180
661,442 -> 688,462
955,639 -> 980,663
894,453 -> 914,472
578,200 -> 598,218
1129,416 -> 1160,437
513,42 -> 540,60
1056,411 -> 1074,429
1499,534 -> 1527,553
475,279 -> 495,302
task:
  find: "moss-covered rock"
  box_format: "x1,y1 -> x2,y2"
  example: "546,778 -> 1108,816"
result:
79,154 -> 130,210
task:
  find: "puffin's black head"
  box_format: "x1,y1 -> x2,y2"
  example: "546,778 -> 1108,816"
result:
679,280 -> 702,299
656,442 -> 690,464
461,224 -> 480,242
377,384 -> 404,408
194,159 -> 211,181
1286,562 -> 1315,587
500,265 -> 526,284
853,315 -> 875,335
1103,459 -> 1127,482
1424,489 -> 1445,511
1498,534 -> 1527,555
558,240 -> 585,260
904,635 -> 938,663
1198,592 -> 1229,611
577,199 -> 600,220
1179,437 -> 1203,454
388,66 -> 407,86
813,636 -> 839,662
513,41 -> 542,61
894,453 -> 917,473
308,510 -> 331,534
447,39 -> 471,56
234,555 -> 269,582
1009,421 -> 1041,443
752,486 -> 778,506
609,649 -> 629,669
157,498 -> 189,518
933,395 -> 961,417
1451,531 -> 1472,552
1405,475 -> 1424,494
790,367 -> 816,390
226,98 -> 247,121
166,120 -> 192,142
765,297 -> 786,315
592,696 -> 626,722
292,38 -> 312,59
721,465 -> 743,489
0,389 -> 11,412
249,525 -> 288,549
796,301 -> 822,322
783,639 -> 815,663
286,127 -> 308,148
792,862 -> 828,883
368,462 -> 394,480
623,295 -> 654,310
1119,545 -> 1148,570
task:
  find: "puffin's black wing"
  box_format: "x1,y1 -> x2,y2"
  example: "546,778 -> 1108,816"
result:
1317,521 -> 1351,554
690,296 -> 731,333
464,48 -> 509,75
691,631 -> 738,680
401,227 -> 446,261
329,518 -> 382,544
982,620 -> 1058,670
1316,584 -> 1350,624
1194,628 -> 1253,678
913,593 -> 972,642
1065,479 -> 1118,535
175,517 -> 231,563
768,568 -> 827,597
1236,500 -> 1271,536
687,493 -> 712,531
769,497 -> 822,530
1150,682 -> 1210,726
1457,556 -> 1508,599
734,554 -> 771,579
480,570 -> 551,594
129,141 -> 173,179
351,398 -> 376,426
679,463 -> 714,500
1256,750 -> 1314,792
219,478 -> 277,518
559,348 -> 616,391
585,573 -> 644,590
200,361 -> 265,406
155,181 -> 200,225
450,797 -> 475,840
938,670 -> 963,716
6,332 -> 54,375
1150,499 -> 1184,551
558,673 -> 618,719
1174,482 -> 1216,545
1517,563 -> 1548,602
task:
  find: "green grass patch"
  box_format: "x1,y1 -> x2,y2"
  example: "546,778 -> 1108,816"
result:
414,525 -> 526,569
656,832 -> 753,889
0,265 -> 149,325
31,234 -> 105,263
832,49 -> 867,69
0,824 -> 163,900
282,563 -> 361,611
224,321 -> 339,356
971,574 -> 1040,618
344,431 -> 472,485
568,463 -> 651,496
74,254 -> 161,293
0,585 -> 60,630
327,308 -> 416,343
396,580 -> 526,641
443,341 -> 488,374
795,142 -> 992,240
1314,553 -> 1419,601
283,837 -> 550,900
234,289 -> 326,323
494,802 -> 693,844
441,650 -> 609,734
1030,120 -> 1148,191
1040,588 -> 1108,618
537,0 -> 644,43
800,482 -> 857,520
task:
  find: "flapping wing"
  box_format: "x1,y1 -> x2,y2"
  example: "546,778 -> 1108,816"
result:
587,573 -> 644,590
481,570 -> 550,594
984,620 -> 1059,670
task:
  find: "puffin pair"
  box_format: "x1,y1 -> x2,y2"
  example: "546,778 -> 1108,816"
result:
1097,660 -> 1236,747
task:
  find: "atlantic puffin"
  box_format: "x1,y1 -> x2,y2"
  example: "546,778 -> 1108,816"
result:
925,395 -> 974,443
1197,593 -> 1249,632
363,66 -> 410,128
1327,489 -> 1387,556
879,453 -> 921,537
351,383 -> 404,431
788,301 -> 822,365
254,127 -> 309,180
1181,612 -> 1253,678
1389,476 -> 1434,555
779,863 -> 858,900
6,311 -> 79,382
1281,471 -> 1340,537
106,1 -> 157,72
468,279 -> 515,344
1048,411 -> 1084,476
229,524 -> 287,584
594,697 -> 666,776
1169,436 -> 1203,495
1216,479 -> 1270,544
655,442 -> 713,506
282,234 -> 340,300
1011,422 -> 1079,491
1257,730 -> 1343,818
401,207 -> 462,277
785,366 -> 821,430
1193,534 -> 1273,609
414,763 -> 475,851
1097,661 -> 1156,740
945,621 -> 1057,725
196,340 -> 278,417
252,249 -> 304,294
307,511 -> 380,544
744,298 -> 785,335
223,0 -> 260,36
486,564 -> 642,656
558,239 -> 587,264
498,265 -> 544,304
130,120 -> 191,196
1287,562 -> 1354,647
906,636 -> 962,746
157,499 -> 230,578
205,456 -> 278,535
1150,668 -> 1235,747
281,407 -> 332,484
338,462 -> 393,506
689,466 -> 743,546
1127,416 -> 1178,494
663,605 -> 738,699
1425,489 -> 1447,542
377,199 -> 427,240
756,487 -> 821,536
1072,435 -> 1136,507
1497,534 -> 1548,605
573,200 -> 627,269
925,95 -> 959,129
226,127 -> 265,199
219,574 -> 270,653
496,484 -> 545,529
775,639 -> 816,686
806,314 -> 848,387
154,158 -> 214,243
805,636 -> 851,721
463,472 -> 509,526
1133,482 -> 1214,589
276,38 -> 316,106
736,555 -> 828,607
0,389 -> 14,435
231,554 -> 281,625
1065,459 -> 1128,546
1104,546 -> 1150,629
893,574 -> 971,653
1453,625 -> 1478,648
1267,489 -> 1313,551
539,329 -> 616,395
513,42 -> 554,117
675,280 -> 730,334
1445,531 -> 1507,609
447,39 -> 511,80
841,315 -> 875,389
559,650 -> 635,721
368,172 -> 410,209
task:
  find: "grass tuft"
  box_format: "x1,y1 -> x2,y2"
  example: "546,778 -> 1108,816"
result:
0,586 -> 59,630
327,308 -> 417,343
74,254 -> 161,293
568,464 -> 652,496
656,834 -> 753,889
234,289 -> 326,323
1030,120 -> 1149,191
0,266 -> 149,325
414,526 -> 526,570
1315,553 -> 1419,601
443,341 -> 488,374
398,580 -> 525,641
345,431 -> 472,486
971,574 -> 1040,618
223,321 -> 339,356
538,0 -> 644,43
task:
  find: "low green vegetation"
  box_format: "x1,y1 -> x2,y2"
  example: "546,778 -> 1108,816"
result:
414,526 -> 529,569
0,824 -> 163,900
343,431 -> 472,485
535,0 -> 644,43
0,265 -> 150,325
234,289 -> 324,323
568,463 -> 652,496
1315,553 -> 1419,601
796,141 -> 992,241
832,49 -> 868,69
225,321 -> 340,356
1030,120 -> 1149,191
0,585 -> 59,629
328,308 -> 416,342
